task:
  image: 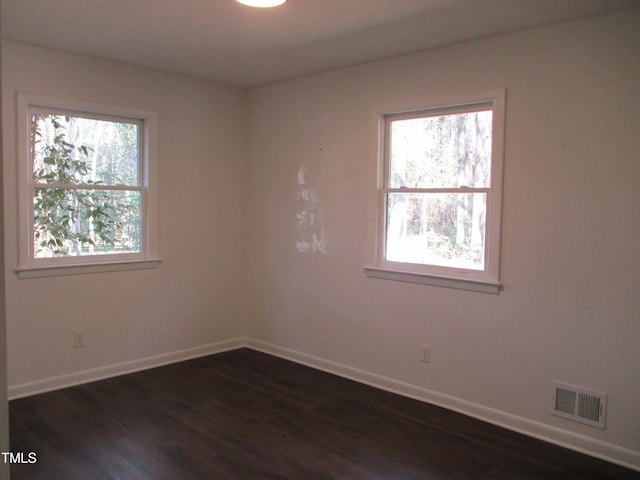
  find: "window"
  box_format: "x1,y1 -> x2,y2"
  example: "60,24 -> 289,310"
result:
365,90 -> 505,293
17,94 -> 159,278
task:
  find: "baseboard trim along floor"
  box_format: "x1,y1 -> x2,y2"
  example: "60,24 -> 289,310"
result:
8,337 -> 245,400
9,336 -> 640,472
245,339 -> 640,472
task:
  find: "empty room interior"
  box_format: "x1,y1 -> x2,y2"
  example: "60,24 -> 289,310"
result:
1,0 -> 639,478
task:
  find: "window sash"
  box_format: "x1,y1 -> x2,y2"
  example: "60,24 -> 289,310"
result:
378,188 -> 493,277
29,107 -> 144,188
384,104 -> 493,190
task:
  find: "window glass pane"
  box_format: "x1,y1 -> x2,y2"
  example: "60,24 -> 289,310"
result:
33,188 -> 141,258
31,112 -> 139,187
388,110 -> 492,189
385,192 -> 486,270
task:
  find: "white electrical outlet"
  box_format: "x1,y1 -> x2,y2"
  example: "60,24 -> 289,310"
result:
74,331 -> 85,348
421,344 -> 431,363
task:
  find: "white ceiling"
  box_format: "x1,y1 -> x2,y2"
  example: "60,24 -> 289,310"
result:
2,0 -> 638,87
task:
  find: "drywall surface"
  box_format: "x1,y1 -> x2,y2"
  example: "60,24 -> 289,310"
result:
0,26 -> 10,480
246,10 -> 640,467
2,41 -> 248,391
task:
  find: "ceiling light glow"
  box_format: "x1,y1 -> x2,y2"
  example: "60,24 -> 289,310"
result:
236,0 -> 286,7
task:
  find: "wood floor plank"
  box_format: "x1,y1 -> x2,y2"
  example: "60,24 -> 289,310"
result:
9,348 -> 640,480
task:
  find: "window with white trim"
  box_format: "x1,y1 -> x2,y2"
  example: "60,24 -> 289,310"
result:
365,90 -> 505,293
17,94 -> 159,278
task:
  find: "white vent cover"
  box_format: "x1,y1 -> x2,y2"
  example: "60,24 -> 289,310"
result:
551,382 -> 606,429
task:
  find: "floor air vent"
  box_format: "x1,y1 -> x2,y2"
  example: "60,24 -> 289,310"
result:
551,382 -> 606,429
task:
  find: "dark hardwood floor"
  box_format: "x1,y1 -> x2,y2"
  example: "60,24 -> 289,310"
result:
9,348 -> 640,479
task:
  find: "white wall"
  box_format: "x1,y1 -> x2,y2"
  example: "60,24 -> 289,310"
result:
0,22 -> 10,480
2,41 -> 248,393
2,8 -> 639,472
246,10 -> 640,468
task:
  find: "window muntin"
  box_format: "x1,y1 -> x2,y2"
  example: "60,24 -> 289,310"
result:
371,91 -> 505,291
17,94 -> 159,275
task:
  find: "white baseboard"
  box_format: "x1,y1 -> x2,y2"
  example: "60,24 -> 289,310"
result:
8,337 -> 246,400
245,338 -> 640,472
8,336 -> 639,471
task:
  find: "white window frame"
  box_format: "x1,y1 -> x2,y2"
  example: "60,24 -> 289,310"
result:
16,93 -> 160,278
364,89 -> 506,294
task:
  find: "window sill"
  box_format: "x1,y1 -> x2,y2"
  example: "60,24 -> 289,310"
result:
17,259 -> 162,279
363,266 -> 502,294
